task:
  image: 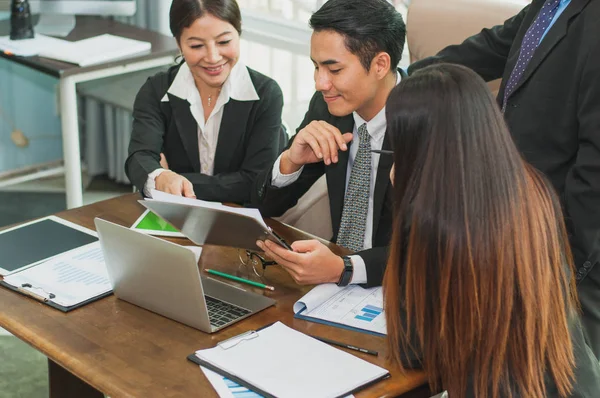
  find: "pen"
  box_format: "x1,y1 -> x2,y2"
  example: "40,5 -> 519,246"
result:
370,149 -> 393,155
16,288 -> 49,302
270,229 -> 293,250
310,335 -> 379,356
204,269 -> 275,291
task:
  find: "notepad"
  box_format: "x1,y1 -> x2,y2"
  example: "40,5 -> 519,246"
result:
293,284 -> 387,336
192,322 -> 389,398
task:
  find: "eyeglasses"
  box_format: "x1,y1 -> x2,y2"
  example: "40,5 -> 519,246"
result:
238,250 -> 277,278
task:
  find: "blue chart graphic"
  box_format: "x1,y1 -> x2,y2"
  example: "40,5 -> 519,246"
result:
355,305 -> 383,322
223,377 -> 263,398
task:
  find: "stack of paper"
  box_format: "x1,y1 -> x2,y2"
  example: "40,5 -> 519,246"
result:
0,34 -> 67,56
0,33 -> 151,66
40,34 -> 151,66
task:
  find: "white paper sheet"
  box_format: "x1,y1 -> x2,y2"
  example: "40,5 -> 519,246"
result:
0,34 -> 69,56
3,242 -> 111,307
195,322 -> 387,398
294,284 -> 387,335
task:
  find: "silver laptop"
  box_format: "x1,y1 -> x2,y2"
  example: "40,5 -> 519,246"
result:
94,218 -> 276,333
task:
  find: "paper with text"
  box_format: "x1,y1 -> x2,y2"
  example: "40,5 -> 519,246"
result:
195,322 -> 386,398
3,242 -> 111,307
294,284 -> 387,335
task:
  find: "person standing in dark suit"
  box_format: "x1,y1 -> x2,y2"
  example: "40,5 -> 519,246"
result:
384,63 -> 600,398
125,0 -> 284,204
252,0 -> 406,288
409,0 -> 600,359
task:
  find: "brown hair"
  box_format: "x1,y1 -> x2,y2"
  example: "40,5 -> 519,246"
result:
383,63 -> 577,398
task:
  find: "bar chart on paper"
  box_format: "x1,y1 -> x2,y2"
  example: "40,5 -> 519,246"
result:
355,304 -> 384,322
201,366 -> 263,398
304,286 -> 387,335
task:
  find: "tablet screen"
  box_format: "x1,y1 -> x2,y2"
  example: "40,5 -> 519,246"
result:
0,218 -> 98,274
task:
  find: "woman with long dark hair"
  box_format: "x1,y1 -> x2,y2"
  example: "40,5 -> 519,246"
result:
383,63 -> 600,397
125,0 -> 284,204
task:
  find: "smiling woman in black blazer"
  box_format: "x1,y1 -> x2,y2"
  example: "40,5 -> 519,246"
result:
125,0 -> 284,204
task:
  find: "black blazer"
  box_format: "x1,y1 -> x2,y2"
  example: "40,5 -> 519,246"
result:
408,0 -> 600,282
250,74 -> 406,286
125,63 -> 285,205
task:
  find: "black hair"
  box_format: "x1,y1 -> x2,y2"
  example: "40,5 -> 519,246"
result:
309,0 -> 406,72
169,0 -> 242,42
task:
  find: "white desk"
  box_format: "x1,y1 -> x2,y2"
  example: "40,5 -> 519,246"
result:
0,16 -> 179,208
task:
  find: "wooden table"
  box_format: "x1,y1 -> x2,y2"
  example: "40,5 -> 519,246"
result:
0,194 -> 429,398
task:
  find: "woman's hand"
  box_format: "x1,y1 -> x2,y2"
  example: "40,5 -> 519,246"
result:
155,170 -> 196,198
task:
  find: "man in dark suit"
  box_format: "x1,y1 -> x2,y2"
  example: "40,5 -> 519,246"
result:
409,0 -> 600,358
251,0 -> 406,288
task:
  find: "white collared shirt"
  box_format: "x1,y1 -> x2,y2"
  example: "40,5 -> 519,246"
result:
271,72 -> 401,284
144,61 -> 259,196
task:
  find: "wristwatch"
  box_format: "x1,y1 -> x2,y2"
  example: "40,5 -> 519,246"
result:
337,256 -> 354,287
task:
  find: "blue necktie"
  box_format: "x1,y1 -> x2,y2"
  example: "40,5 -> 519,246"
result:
502,0 -> 561,111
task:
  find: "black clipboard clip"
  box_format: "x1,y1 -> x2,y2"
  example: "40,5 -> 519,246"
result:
18,283 -> 56,302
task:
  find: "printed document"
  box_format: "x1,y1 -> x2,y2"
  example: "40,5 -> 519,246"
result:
294,284 -> 387,335
3,242 -> 111,307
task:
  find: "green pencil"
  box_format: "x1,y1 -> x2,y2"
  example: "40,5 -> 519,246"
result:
204,269 -> 275,291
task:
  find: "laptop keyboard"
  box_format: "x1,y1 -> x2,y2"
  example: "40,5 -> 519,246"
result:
205,295 -> 251,328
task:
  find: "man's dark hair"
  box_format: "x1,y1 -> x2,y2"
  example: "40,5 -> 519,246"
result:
309,0 -> 406,72
170,0 -> 242,42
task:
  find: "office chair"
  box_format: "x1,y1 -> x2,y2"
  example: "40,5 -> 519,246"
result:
407,0 -> 529,95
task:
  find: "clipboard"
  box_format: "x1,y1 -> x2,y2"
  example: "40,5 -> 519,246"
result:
0,279 -> 112,312
140,200 -> 292,251
0,241 -> 113,312
188,353 -> 389,398
187,322 -> 390,398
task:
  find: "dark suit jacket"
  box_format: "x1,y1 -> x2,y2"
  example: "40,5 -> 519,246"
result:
408,0 -> 600,282
250,75 -> 405,286
125,63 -> 285,205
